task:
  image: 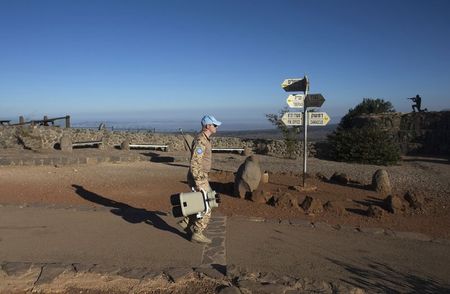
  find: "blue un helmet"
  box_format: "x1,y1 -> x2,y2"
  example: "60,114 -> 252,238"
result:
201,115 -> 222,127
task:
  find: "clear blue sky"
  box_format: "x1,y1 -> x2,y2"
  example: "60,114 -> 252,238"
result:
1,0 -> 449,130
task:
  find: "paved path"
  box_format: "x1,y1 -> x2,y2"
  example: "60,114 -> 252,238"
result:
1,205 -> 450,293
227,218 -> 450,293
0,205 -> 202,269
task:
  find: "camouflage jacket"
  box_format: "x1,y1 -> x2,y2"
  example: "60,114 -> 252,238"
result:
189,131 -> 212,188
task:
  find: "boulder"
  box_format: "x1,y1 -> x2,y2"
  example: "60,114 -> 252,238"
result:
251,188 -> 271,204
372,169 -> 391,196
234,156 -> 261,198
404,190 -> 424,210
323,201 -> 346,216
288,185 -> 302,192
60,134 -> 72,152
385,195 -> 405,213
121,139 -> 130,150
301,196 -> 323,214
367,205 -> 384,218
273,192 -> 300,209
330,172 -> 349,185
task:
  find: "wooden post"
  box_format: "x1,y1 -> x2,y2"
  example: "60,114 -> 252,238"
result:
65,115 -> 71,128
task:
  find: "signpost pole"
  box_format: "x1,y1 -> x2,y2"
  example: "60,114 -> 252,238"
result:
302,79 -> 309,187
281,75 -> 328,187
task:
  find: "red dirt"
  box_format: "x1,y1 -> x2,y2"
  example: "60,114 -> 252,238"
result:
0,158 -> 449,239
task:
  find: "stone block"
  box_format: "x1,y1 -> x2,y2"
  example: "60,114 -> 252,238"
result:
301,196 -> 323,214
372,169 -> 392,196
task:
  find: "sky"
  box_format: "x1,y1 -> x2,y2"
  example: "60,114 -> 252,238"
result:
1,0 -> 449,131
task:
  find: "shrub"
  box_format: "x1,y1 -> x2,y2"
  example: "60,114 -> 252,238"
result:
340,98 -> 395,129
328,126 -> 400,165
327,98 -> 400,165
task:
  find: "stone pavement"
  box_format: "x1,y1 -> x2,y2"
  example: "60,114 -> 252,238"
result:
1,204 -> 450,293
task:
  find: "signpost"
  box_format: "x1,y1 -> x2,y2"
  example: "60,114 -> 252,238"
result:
281,77 -> 309,92
286,94 -> 305,108
281,112 -> 303,126
280,75 -> 329,187
305,94 -> 325,108
281,112 -> 330,126
308,112 -> 330,126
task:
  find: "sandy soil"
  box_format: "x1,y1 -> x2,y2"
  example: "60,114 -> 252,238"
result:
0,151 -> 449,239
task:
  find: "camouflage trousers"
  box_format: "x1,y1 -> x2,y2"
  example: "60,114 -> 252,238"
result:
185,172 -> 212,234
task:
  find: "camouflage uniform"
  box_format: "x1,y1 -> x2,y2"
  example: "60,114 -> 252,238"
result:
185,131 -> 212,234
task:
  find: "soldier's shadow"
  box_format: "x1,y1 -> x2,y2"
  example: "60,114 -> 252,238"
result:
72,184 -> 186,239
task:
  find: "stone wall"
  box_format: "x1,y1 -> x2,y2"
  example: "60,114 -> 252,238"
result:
346,111 -> 450,156
0,126 -> 21,149
2,112 -> 448,157
0,126 -> 314,158
0,125 -> 65,150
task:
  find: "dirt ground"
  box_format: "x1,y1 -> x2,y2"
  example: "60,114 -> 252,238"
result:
0,151 -> 449,239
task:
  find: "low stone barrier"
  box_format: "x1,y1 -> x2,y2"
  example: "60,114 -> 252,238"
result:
0,126 -> 316,158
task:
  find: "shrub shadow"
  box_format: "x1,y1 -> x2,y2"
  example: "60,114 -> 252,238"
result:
210,181 -> 235,197
346,196 -> 386,216
325,179 -> 373,191
326,257 -> 450,293
353,197 -> 386,209
402,157 -> 450,165
140,151 -> 175,163
345,208 -> 368,216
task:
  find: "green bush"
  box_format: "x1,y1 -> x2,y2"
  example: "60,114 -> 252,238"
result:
340,98 -> 395,129
328,126 -> 400,165
328,98 -> 400,165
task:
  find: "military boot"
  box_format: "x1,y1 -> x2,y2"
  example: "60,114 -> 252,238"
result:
177,218 -> 189,230
190,232 -> 212,244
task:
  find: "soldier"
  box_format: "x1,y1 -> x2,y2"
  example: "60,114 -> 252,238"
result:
178,115 -> 222,244
409,94 -> 422,112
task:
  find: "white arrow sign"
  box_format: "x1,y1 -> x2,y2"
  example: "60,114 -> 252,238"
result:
281,77 -> 308,92
281,112 -> 303,126
308,112 -> 330,126
281,112 -> 330,126
286,94 -> 305,108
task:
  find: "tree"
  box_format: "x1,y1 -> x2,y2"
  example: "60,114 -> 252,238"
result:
327,98 -> 400,165
266,107 -> 301,158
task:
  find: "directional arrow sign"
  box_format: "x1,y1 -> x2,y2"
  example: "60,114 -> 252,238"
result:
308,112 -> 330,126
286,94 -> 305,108
281,77 -> 309,92
305,94 -> 325,108
281,112 -> 303,126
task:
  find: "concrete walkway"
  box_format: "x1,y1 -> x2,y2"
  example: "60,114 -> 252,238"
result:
1,205 -> 450,293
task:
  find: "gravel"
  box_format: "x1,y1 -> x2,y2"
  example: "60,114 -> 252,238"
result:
212,153 -> 450,199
